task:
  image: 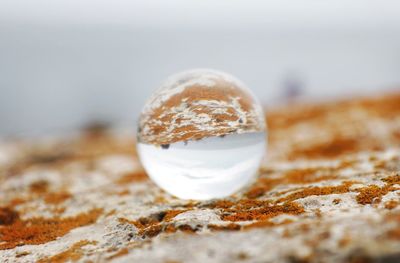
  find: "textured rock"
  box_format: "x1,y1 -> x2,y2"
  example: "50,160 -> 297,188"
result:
1,93 -> 400,262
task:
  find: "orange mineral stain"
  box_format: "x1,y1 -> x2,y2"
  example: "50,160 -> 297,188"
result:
0,208 -> 102,250
37,240 -> 98,263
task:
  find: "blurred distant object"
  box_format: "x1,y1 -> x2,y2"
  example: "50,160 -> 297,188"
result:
281,72 -> 305,102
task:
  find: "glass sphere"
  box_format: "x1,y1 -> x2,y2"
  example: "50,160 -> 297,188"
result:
137,69 -> 266,200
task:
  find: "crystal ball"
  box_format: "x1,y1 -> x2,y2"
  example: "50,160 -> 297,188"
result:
137,69 -> 266,200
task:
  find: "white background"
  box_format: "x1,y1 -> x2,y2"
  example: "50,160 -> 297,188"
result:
1,1 -> 400,136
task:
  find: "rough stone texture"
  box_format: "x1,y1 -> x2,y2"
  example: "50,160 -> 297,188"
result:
1,93 -> 400,263
138,69 -> 265,145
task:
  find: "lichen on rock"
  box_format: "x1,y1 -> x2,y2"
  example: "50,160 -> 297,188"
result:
1,93 -> 400,262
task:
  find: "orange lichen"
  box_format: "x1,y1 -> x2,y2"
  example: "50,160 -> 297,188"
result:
37,240 -> 97,263
118,204 -> 289,238
176,224 -> 200,234
267,104 -> 330,131
243,219 -> 294,230
355,174 -> 400,205
277,181 -> 356,203
71,124 -> 136,160
163,210 -> 189,221
220,201 -> 304,222
288,137 -> 359,160
387,228 -> 400,240
118,209 -> 190,238
29,180 -> 49,193
152,223 -> 198,236
44,191 -> 71,205
386,212 -> 400,240
268,93 -> 400,160
141,224 -> 163,237
338,236 -> 352,248
164,224 -> 178,234
382,174 -> 400,185
0,208 -> 102,250
356,185 -> 386,205
203,200 -> 235,209
9,198 -> 26,206
117,189 -> 130,196
374,160 -> 388,170
28,180 -> 72,205
116,170 -> 148,185
107,248 -> 129,260
385,201 -> 399,210
246,167 -> 338,198
203,199 -> 304,229
207,223 -> 241,231
282,168 -> 338,184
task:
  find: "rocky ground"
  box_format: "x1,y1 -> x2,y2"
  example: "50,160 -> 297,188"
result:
1,93 -> 400,263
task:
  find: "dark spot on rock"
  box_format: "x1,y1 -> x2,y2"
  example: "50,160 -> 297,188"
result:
287,256 -> 311,263
208,249 -> 216,258
0,207 -> 19,225
127,232 -> 135,240
29,152 -> 71,165
237,252 -> 249,260
239,118 -> 243,124
15,251 -> 30,258
29,180 -> 49,193
345,254 -> 373,263
138,217 -> 152,226
150,211 -> 167,222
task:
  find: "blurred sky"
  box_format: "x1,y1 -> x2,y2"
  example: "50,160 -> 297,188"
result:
1,1 -> 400,136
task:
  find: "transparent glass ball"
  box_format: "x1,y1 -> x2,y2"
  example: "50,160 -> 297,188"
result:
137,69 -> 266,200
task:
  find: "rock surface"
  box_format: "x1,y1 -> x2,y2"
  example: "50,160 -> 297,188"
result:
1,93 -> 400,262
